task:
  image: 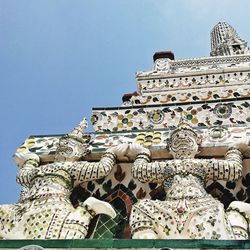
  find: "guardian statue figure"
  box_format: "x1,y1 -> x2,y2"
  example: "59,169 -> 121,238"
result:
129,118 -> 250,240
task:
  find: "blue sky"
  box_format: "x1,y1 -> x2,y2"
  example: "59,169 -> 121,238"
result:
1,0 -> 250,203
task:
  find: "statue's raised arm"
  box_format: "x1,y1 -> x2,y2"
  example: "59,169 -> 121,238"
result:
205,140 -> 248,181
130,143 -> 165,183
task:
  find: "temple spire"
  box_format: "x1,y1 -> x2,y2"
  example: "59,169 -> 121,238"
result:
210,22 -> 250,56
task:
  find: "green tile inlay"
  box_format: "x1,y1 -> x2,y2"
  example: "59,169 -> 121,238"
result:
0,239 -> 250,249
92,215 -> 117,239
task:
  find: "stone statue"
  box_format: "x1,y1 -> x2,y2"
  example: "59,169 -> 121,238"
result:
129,118 -> 250,240
0,118 -> 126,239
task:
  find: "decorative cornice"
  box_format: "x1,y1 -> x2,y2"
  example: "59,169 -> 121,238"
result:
171,54 -> 250,67
136,55 -> 250,79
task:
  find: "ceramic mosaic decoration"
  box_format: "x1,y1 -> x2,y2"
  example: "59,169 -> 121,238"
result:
0,119 -> 122,239
1,22 -> 250,240
129,118 -> 250,240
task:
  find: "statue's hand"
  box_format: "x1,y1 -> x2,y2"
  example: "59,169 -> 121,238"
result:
107,143 -> 129,160
229,138 -> 249,153
14,152 -> 40,168
128,143 -> 151,159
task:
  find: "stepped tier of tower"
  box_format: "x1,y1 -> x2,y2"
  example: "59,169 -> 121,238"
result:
15,22 -> 250,164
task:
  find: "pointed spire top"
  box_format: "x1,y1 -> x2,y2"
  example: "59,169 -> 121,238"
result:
67,117 -> 90,143
176,115 -> 194,132
210,22 -> 250,56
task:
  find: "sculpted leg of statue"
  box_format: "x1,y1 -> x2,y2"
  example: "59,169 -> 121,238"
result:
226,201 -> 250,239
129,118 -> 249,240
132,229 -> 158,239
1,118 -> 128,239
83,197 -> 117,219
0,204 -> 21,239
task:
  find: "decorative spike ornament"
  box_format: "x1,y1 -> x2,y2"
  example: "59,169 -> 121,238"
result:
65,117 -> 91,144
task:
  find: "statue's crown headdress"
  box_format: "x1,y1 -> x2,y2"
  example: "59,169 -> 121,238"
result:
170,116 -> 201,142
63,118 -> 91,143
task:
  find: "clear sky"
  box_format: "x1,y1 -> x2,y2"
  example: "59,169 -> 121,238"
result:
1,0 -> 250,203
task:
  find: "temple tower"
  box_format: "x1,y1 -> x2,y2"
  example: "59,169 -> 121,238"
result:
210,22 -> 250,56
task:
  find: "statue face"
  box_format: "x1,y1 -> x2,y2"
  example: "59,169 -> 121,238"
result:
169,129 -> 199,159
55,137 -> 89,162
